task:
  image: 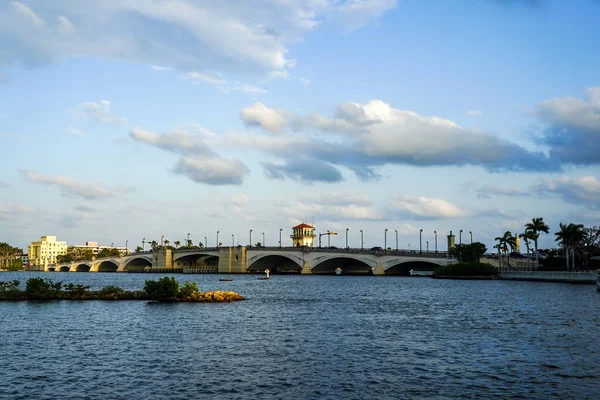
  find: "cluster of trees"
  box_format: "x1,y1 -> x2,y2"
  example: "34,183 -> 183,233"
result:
0,242 -> 24,271
494,217 -> 600,271
136,239 -> 206,253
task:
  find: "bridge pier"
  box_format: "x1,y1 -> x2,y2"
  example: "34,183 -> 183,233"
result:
301,261 -> 312,274
374,263 -> 384,276
217,246 -> 247,273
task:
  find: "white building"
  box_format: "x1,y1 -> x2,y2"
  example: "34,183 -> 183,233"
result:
70,241 -> 129,256
28,236 -> 67,267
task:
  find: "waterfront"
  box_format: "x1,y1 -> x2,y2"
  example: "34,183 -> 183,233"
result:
1,273 -> 599,399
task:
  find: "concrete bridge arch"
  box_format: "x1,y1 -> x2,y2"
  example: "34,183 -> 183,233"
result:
247,252 -> 304,273
311,254 -> 376,275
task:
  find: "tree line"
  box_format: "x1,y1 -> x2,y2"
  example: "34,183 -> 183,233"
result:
0,242 -> 23,271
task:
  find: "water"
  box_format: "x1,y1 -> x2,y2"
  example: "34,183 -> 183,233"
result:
1,272 -> 599,399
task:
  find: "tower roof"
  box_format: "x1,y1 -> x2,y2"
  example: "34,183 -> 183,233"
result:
292,223 -> 314,229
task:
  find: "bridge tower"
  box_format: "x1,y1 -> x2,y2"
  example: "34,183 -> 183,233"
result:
291,223 -> 316,247
447,231 -> 456,251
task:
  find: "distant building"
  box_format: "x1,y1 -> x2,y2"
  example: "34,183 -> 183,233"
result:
290,223 -> 316,247
20,254 -> 29,267
69,241 -> 129,256
28,236 -> 67,267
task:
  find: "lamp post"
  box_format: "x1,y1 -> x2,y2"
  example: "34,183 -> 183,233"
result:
187,233 -> 190,247
142,238 -> 146,252
360,230 -> 364,250
470,231 -> 473,244
427,241 -> 429,253
111,242 -> 114,248
327,230 -> 331,247
160,236 -> 164,247
434,231 -> 437,253
216,231 -> 219,248
459,229 -> 463,245
345,228 -> 349,249
262,232 -> 265,247
384,228 -> 388,250
204,236 -> 207,248
279,228 -> 282,248
232,234 -> 234,247
249,229 -> 253,247
419,229 -> 423,255
125,240 -> 128,254
395,230 -> 398,251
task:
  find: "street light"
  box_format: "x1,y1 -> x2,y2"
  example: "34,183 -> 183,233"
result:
279,228 -> 282,248
216,231 -> 219,248
160,236 -> 164,247
249,229 -> 253,247
345,228 -> 349,249
262,232 -> 265,247
434,231 -> 437,253
232,234 -> 234,247
142,237 -> 146,252
470,231 -> 473,244
384,228 -> 388,250
111,242 -> 114,248
318,231 -> 337,248
459,229 -> 463,245
419,229 -> 423,255
360,230 -> 364,250
427,241 -> 429,253
204,236 -> 207,248
125,240 -> 128,253
187,233 -> 190,247
395,230 -> 398,251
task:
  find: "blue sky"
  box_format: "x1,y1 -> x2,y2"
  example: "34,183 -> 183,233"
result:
1,0 -> 599,252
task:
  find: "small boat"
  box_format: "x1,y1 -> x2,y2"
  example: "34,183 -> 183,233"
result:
219,278 -> 232,282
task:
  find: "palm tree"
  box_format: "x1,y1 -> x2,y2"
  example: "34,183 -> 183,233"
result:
151,240 -> 158,251
555,223 -> 585,271
164,239 -> 170,248
495,231 -> 517,269
525,217 -> 550,268
174,240 -> 180,249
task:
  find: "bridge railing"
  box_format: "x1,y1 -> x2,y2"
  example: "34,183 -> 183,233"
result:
244,246 -> 449,258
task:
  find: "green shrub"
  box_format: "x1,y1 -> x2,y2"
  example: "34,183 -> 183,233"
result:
64,283 -> 90,297
25,278 -> 63,299
178,281 -> 198,298
99,285 -> 124,295
144,277 -> 179,301
0,280 -> 20,292
434,262 -> 498,277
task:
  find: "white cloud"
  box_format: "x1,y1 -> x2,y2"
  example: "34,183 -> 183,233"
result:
20,169 -> 117,199
1,1 -> 395,75
391,195 -> 468,219
56,16 -> 74,36
173,156 -> 249,185
0,180 -> 11,188
467,109 -> 482,117
76,100 -> 126,125
12,1 -> 45,29
241,102 -> 290,134
0,202 -> 35,218
532,176 -> 600,207
67,126 -> 85,137
181,72 -> 226,85
152,65 -> 172,71
477,185 -> 528,198
228,83 -> 268,95
130,128 -> 214,155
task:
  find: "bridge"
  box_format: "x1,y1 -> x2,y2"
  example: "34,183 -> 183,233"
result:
43,246 -> 456,275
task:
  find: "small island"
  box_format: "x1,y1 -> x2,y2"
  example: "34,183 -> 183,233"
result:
0,277 -> 244,303
432,242 -> 499,280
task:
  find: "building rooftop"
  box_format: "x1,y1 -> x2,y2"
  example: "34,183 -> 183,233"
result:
293,223 -> 314,229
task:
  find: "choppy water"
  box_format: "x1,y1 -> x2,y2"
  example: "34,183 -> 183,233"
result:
0,272 -> 599,399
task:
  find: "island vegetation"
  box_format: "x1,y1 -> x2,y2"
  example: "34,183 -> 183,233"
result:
0,277 -> 244,302
433,242 -> 498,279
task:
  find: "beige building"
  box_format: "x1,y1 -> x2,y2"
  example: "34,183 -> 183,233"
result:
28,236 -> 68,267
70,241 -> 129,256
290,223 -> 316,247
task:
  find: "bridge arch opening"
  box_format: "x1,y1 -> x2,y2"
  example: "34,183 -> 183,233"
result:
173,254 -> 219,269
123,257 -> 152,271
76,264 -> 91,272
312,257 -> 373,275
98,260 -> 118,273
58,266 -> 70,272
47,267 -> 56,272
248,255 -> 302,274
385,261 -> 441,276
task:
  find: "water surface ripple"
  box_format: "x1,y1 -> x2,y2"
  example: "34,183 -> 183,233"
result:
1,272 -> 599,399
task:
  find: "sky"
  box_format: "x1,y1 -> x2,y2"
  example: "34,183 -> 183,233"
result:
1,0 -> 599,253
